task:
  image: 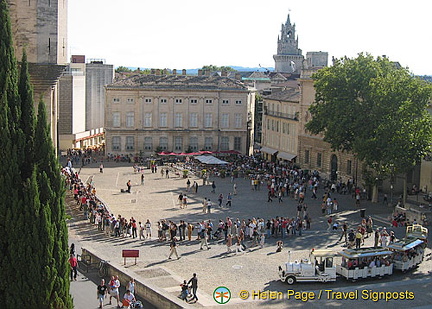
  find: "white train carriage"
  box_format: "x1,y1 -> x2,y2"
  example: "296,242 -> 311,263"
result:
337,247 -> 393,281
278,249 -> 337,284
387,238 -> 426,272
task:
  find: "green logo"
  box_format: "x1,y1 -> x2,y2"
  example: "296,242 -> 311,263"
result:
213,286 -> 231,304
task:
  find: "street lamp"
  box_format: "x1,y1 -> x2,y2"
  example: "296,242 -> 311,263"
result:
390,184 -> 393,205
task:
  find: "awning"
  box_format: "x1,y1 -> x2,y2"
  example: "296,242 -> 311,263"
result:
260,146 -> 278,155
195,155 -> 228,165
277,151 -> 297,161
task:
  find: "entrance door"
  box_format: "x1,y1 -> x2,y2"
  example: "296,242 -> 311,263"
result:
330,155 -> 338,182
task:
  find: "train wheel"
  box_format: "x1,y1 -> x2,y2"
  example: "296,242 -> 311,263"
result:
286,276 -> 296,285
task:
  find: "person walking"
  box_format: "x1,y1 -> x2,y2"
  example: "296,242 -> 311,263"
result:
233,183 -> 237,195
108,275 -> 121,307
141,174 -> 144,185
145,219 -> 152,238
99,163 -> 104,173
218,193 -> 223,207
186,179 -> 191,192
207,199 -> 212,214
211,181 -> 216,193
188,273 -> 198,303
97,279 -> 108,309
226,193 -> 232,207
199,229 -> 210,250
168,237 -> 180,259
69,254 -> 78,281
126,180 -> 131,193
267,190 -> 273,203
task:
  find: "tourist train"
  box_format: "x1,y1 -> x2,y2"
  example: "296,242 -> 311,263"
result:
278,225 -> 428,284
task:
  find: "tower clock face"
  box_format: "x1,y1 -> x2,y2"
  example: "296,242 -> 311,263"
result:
287,30 -> 292,38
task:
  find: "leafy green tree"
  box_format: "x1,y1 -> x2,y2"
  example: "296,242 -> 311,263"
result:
202,64 -> 236,72
306,53 -> 432,201
115,65 -> 132,73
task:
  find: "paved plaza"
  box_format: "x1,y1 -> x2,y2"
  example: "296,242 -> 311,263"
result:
68,161 -> 432,308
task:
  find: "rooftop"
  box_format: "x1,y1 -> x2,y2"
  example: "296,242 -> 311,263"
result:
108,74 -> 250,91
263,86 -> 300,102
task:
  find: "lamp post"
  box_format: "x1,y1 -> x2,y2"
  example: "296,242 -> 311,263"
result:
390,184 -> 393,205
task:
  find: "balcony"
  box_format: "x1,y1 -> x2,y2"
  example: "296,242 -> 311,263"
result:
264,109 -> 298,120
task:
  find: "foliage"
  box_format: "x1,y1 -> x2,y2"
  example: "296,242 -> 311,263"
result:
202,64 -> 236,72
115,66 -> 132,73
0,2 -> 72,307
306,53 -> 432,179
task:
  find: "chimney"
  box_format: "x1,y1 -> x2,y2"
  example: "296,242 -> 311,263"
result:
172,69 -> 177,75
198,69 -> 203,76
151,69 -> 156,75
182,69 -> 187,75
155,69 -> 161,75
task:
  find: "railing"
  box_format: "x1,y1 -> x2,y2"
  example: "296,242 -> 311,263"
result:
264,110 -> 298,120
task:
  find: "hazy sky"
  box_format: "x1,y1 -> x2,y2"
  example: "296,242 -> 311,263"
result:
68,0 -> 432,75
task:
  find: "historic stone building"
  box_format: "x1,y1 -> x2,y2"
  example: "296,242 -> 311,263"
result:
273,14 -> 304,74
105,73 -> 256,156
7,0 -> 69,150
260,87 -> 300,163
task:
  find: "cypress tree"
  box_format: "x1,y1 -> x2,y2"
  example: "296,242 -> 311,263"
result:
35,99 -> 73,308
18,50 -> 35,179
0,0 -> 22,303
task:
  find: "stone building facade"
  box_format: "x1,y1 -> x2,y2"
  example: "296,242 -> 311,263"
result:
105,74 -> 256,156
261,88 -> 300,163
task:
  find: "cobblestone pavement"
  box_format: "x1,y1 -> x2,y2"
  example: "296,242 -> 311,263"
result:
68,162 -> 432,308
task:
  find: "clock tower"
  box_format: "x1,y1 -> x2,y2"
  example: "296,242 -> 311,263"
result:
273,14 -> 304,74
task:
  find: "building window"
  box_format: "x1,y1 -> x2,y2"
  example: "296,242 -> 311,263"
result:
222,99 -> 229,105
204,113 -> 212,128
347,160 -> 352,175
267,119 -> 270,130
205,99 -> 212,104
144,137 -> 152,150
112,112 -> 120,127
235,100 -> 242,105
189,137 -> 198,151
234,137 -> 241,151
159,137 -> 168,150
204,137 -> 213,150
145,98 -> 152,103
144,113 -> 152,127
235,114 -> 242,128
220,137 -> 229,151
127,98 -> 134,104
126,136 -> 134,150
113,98 -> 120,103
174,136 -> 183,151
190,113 -> 198,127
112,136 -> 121,150
175,98 -> 182,104
221,114 -> 229,128
271,120 -> 274,131
276,121 -> 279,132
305,150 -> 310,164
175,113 -> 183,128
317,153 -> 322,168
160,98 -> 167,104
126,112 -> 134,128
159,112 -> 167,127
190,99 -> 198,104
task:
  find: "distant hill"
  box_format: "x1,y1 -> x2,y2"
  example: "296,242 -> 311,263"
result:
121,66 -> 275,75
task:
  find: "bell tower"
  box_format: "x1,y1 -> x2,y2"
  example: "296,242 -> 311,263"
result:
273,14 -> 304,74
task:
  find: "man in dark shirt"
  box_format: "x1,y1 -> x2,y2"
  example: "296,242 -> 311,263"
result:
188,273 -> 198,303
97,279 -> 108,308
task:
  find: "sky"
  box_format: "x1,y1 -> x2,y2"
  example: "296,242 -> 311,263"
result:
68,0 -> 432,75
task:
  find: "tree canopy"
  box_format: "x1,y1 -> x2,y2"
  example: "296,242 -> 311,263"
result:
306,53 -> 432,179
202,64 -> 236,72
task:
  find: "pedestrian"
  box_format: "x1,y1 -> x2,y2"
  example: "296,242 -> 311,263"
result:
141,174 -> 144,185
187,223 -> 194,241
70,243 -> 75,256
199,229 -> 210,250
108,275 -> 121,307
182,194 -> 188,208
188,273 -> 198,303
233,183 -> 237,195
126,278 -> 135,295
211,181 -> 216,193
179,280 -> 189,301
235,237 -> 244,254
267,190 -> 273,202
145,219 -> 152,238
178,193 -> 184,208
139,222 -> 145,240
259,233 -> 265,248
327,216 -> 333,231
355,229 -> 363,249
195,182 -> 199,193
218,193 -> 223,207
226,193 -> 232,207
186,179 -> 191,192
226,234 -> 233,252
168,237 -> 180,259
207,199 -> 212,214
122,289 -> 136,308
383,194 -> 388,205
99,163 -> 104,173
97,279 -> 108,309
166,169 -> 169,178
278,190 -> 283,203
126,180 -> 131,193
339,222 -> 348,244
374,228 -> 380,247
68,254 -> 78,281
202,197 -> 207,213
